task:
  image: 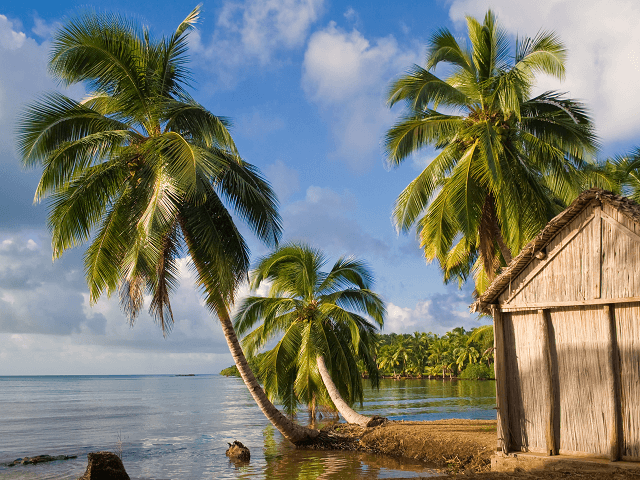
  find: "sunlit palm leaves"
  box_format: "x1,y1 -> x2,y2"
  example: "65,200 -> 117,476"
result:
17,6 -> 281,334
233,244 -> 385,416
386,10 -> 596,293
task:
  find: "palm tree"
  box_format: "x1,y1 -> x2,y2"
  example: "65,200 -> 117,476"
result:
468,324 -> 495,367
408,332 -> 430,377
233,243 -> 386,427
377,344 -> 397,376
454,343 -> 480,372
593,149 -> 640,202
390,336 -> 414,377
428,337 -> 451,379
385,10 -> 596,293
17,7 -> 320,445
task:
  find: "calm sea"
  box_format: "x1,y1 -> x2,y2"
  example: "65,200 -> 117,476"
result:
0,375 -> 496,479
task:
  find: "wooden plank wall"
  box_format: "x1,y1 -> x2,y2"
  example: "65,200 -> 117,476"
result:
601,204 -> 640,299
494,200 -> 640,460
550,306 -> 612,457
504,310 -> 547,453
613,303 -> 640,460
498,204 -> 598,306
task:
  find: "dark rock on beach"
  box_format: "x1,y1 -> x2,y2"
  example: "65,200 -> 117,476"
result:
366,415 -> 388,428
78,451 -> 130,480
6,454 -> 77,466
226,440 -> 250,461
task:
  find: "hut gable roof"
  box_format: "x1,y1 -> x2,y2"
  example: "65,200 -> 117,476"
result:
471,188 -> 640,314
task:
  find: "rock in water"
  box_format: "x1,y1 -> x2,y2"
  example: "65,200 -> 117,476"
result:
78,451 -> 130,480
7,454 -> 77,466
226,441 -> 250,461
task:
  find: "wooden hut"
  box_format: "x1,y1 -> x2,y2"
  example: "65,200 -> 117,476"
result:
471,188 -> 640,467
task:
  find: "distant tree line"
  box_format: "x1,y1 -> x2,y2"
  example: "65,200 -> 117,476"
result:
222,324 -> 495,381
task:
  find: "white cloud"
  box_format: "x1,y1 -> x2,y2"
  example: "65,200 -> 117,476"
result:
0,231 -> 234,354
385,289 -> 482,335
302,21 -> 420,171
448,0 -> 640,145
385,301 -> 430,333
0,333 -> 233,375
265,159 -> 300,202
190,0 -> 324,87
0,14 -> 83,157
282,185 -> 390,258
31,15 -> 60,39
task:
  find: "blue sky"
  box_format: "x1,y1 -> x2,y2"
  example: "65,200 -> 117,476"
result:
1,0 -> 639,374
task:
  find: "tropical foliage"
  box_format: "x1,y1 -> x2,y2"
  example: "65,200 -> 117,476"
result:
385,10 -> 597,293
18,6 -> 326,446
592,147 -> 640,202
222,325 -> 496,383
233,243 -> 385,417
17,6 -> 280,329
375,326 -> 494,379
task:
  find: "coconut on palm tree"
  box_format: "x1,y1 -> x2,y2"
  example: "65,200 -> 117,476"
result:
17,6 -> 320,446
385,10 -> 597,293
233,243 -> 386,427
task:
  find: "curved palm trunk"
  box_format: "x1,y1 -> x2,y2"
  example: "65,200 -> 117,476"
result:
218,310 -> 320,445
316,355 -> 374,427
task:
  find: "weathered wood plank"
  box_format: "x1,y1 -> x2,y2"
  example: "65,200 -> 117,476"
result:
614,302 -> 640,459
504,214 -> 595,305
492,305 -> 510,454
501,296 -> 640,312
604,304 -> 623,461
601,210 -> 640,243
539,309 -> 558,456
594,207 -> 602,299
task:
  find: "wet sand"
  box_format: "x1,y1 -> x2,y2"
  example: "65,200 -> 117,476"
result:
322,419 -> 640,479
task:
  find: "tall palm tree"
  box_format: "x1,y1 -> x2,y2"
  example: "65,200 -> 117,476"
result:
385,10 -> 597,293
17,6 -> 319,445
233,243 -> 386,427
428,337 -> 452,379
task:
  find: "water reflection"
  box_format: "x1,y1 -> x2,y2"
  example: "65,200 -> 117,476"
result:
247,425 -> 439,480
361,379 -> 496,421
0,376 -> 494,479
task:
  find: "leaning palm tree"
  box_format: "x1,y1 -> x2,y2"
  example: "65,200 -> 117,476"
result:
17,6 -> 320,445
385,10 -> 597,293
234,243 -> 386,427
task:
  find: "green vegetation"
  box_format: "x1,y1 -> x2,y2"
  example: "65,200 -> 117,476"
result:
222,325 -> 495,381
233,243 -> 385,419
376,326 -> 494,379
220,352 -> 269,379
385,10 -> 597,293
460,363 -> 494,380
18,6 -> 323,446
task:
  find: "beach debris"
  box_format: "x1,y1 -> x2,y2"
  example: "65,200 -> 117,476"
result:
6,454 -> 77,466
226,440 -> 250,461
365,416 -> 388,428
78,451 -> 130,480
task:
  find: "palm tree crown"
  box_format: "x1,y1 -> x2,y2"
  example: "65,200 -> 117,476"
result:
16,6 -> 330,447
233,243 -> 385,418
17,6 -> 281,329
386,10 -> 597,293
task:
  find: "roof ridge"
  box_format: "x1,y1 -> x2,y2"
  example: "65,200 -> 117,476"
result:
470,188 -> 640,314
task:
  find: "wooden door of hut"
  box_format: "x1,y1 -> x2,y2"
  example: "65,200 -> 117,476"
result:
472,189 -> 640,461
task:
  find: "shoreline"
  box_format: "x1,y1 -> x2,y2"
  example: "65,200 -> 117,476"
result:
318,420 -> 640,479
320,419 -> 497,473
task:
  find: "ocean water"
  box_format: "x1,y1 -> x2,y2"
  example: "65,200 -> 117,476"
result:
0,375 -> 496,479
